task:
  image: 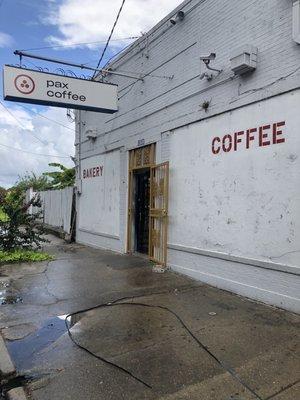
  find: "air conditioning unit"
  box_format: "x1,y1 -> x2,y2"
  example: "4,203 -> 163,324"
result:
293,0 -> 300,44
230,45 -> 258,75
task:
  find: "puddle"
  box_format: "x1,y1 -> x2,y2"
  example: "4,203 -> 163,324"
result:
0,280 -> 23,305
7,316 -> 67,370
0,290 -> 23,305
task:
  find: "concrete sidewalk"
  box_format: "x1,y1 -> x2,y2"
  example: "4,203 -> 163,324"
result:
0,236 -> 299,400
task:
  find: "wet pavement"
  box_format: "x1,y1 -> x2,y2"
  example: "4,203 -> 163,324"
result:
0,277 -> 23,305
6,315 -> 66,371
0,235 -> 299,400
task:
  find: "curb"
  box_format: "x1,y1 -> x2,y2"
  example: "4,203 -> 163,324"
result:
0,334 -> 15,377
7,387 -> 27,400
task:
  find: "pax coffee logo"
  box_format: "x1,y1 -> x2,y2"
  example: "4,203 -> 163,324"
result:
14,74 -> 35,95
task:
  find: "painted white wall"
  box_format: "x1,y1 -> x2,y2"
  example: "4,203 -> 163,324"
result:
35,187 -> 74,234
73,0 -> 300,312
168,90 -> 300,269
169,251 -> 300,313
77,0 -> 300,164
78,150 -> 120,237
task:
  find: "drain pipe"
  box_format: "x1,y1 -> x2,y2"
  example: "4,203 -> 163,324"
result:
77,110 -> 82,195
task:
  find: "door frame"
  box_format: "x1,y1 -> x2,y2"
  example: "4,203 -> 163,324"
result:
127,143 -> 169,266
127,144 -> 156,254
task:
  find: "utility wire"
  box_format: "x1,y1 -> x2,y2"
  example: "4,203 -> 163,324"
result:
0,103 -> 71,158
103,43 -> 132,67
83,40 -> 134,67
21,36 -> 139,52
0,101 -> 48,145
0,101 -> 28,130
18,104 -> 75,133
93,0 -> 126,78
0,142 -> 71,158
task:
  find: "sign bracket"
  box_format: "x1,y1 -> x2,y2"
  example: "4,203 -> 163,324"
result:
14,50 -> 144,81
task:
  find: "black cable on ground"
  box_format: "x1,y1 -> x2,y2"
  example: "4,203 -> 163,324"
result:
65,295 -> 263,399
65,310 -> 151,389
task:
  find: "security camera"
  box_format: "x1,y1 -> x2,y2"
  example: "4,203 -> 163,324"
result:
200,72 -> 213,81
200,52 -> 223,74
200,53 -> 216,64
86,130 -> 97,141
177,11 -> 185,20
170,10 -> 185,25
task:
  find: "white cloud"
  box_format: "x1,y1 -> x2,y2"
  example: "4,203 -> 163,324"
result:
0,32 -> 14,48
0,104 -> 74,189
45,0 -> 183,47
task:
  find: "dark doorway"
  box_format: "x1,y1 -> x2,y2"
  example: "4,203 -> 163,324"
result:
134,168 -> 150,254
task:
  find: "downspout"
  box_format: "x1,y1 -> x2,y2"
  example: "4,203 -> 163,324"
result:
76,110 -> 82,195
73,110 -> 82,240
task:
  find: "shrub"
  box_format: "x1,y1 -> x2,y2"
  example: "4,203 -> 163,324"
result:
0,190 -> 47,251
0,207 -> 8,222
0,250 -> 53,264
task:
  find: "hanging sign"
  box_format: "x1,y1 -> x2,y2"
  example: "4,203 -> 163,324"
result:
3,65 -> 118,113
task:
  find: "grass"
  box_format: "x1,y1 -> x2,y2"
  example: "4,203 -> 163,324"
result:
0,249 -> 54,264
0,207 -> 8,222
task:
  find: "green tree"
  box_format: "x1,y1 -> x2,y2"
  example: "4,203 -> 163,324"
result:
0,186 -> 7,206
14,172 -> 50,193
43,163 -> 75,190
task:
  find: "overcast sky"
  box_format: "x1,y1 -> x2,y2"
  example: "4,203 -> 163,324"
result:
0,0 -> 183,188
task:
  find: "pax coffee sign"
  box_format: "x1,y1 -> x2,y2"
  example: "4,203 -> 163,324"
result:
3,65 -> 118,113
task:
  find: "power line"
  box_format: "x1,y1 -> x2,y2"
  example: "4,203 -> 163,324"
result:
21,36 -> 139,52
0,101 -> 48,145
0,102 -> 72,156
0,101 -> 27,129
93,0 -> 126,78
18,104 -> 75,133
102,40 -> 135,68
82,41 -> 133,67
0,142 -> 71,159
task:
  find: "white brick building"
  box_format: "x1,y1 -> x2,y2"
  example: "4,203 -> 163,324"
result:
75,0 -> 300,313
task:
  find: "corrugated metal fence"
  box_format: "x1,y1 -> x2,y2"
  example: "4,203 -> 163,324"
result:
28,187 -> 75,235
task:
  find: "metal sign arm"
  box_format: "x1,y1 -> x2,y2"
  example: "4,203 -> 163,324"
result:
13,50 -> 144,81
